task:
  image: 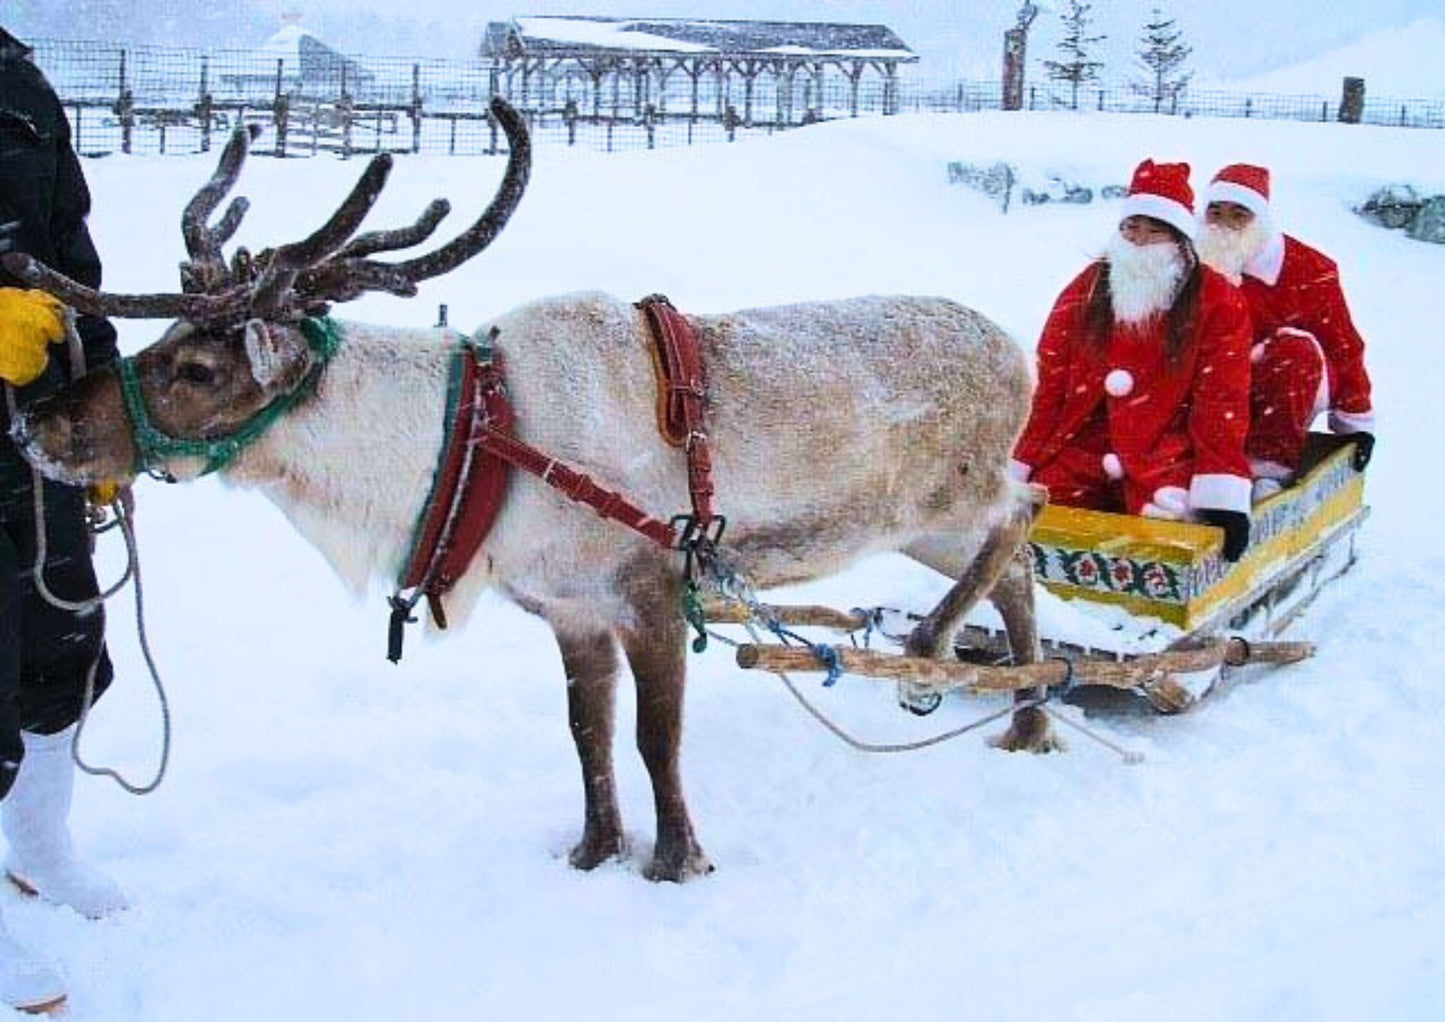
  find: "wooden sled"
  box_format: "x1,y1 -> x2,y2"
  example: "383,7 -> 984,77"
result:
717,433 -> 1366,714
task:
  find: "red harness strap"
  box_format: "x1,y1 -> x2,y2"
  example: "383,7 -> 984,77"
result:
391,299 -> 719,662
637,294 -> 716,528
397,338 -> 515,633
476,427 -> 679,548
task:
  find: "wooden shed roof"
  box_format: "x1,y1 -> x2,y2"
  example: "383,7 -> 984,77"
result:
484,16 -> 917,62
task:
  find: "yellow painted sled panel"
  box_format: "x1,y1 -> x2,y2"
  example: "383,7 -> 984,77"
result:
1026,438 -> 1366,631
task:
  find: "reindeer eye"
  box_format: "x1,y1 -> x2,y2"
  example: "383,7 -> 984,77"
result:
176,362 -> 217,387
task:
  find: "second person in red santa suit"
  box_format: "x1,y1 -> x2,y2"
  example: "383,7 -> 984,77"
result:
1011,159 -> 1255,561
1197,163 -> 1375,493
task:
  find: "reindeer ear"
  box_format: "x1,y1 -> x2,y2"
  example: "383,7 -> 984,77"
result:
243,318 -> 308,390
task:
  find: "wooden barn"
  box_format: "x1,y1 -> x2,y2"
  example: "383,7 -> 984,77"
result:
480,15 -> 917,132
220,18 -> 375,100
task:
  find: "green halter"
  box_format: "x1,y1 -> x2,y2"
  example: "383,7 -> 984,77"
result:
117,316 -> 343,478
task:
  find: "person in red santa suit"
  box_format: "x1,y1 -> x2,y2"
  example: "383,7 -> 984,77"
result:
1198,163 -> 1375,492
1011,159 -> 1254,561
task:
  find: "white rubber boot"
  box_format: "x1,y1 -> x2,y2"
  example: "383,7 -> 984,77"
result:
4,727 -> 127,919
0,904 -> 66,1014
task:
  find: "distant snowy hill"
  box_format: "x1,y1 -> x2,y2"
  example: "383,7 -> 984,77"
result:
1217,17 -> 1445,98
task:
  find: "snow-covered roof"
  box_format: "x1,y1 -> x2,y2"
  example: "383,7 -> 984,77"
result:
490,16 -> 916,62
250,22 -> 371,83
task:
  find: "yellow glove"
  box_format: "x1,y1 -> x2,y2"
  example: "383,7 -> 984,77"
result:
0,287 -> 66,385
89,480 -> 119,505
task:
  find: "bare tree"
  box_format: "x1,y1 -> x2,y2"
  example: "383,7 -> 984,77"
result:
1044,0 -> 1106,111
1134,6 -> 1193,114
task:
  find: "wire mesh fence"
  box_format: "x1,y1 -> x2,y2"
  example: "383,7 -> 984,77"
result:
909,78 -> 1445,128
30,37 -> 1445,160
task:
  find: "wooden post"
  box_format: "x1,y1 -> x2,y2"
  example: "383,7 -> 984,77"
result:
563,98 -> 578,145
689,65 -> 700,144
410,63 -> 422,153
1002,4 -> 1038,112
273,58 -> 289,157
116,49 -> 134,154
1002,28 -> 1026,110
198,55 -> 213,152
340,63 -> 353,158
1339,76 -> 1365,124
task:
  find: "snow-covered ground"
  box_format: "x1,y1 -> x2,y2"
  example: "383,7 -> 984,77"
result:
7,107 -> 1445,1021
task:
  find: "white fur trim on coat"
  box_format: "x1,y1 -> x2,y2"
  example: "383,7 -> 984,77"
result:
1101,452 -> 1124,480
1008,458 -> 1032,482
1249,457 -> 1294,482
1189,473 -> 1252,514
1329,408 -> 1375,434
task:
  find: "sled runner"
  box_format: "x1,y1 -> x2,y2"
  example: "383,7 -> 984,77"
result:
719,432 -> 1366,715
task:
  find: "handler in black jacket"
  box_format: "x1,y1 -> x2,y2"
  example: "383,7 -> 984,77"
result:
0,25 -> 127,1015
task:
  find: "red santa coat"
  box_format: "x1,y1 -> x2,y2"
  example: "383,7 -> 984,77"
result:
1239,232 -> 1374,433
1013,261 -> 1254,516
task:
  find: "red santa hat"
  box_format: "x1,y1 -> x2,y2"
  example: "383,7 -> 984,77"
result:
1120,160 -> 1196,241
1205,163 -> 1271,220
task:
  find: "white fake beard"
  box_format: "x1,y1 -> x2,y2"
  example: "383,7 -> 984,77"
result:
1104,232 -> 1185,325
1197,217 -> 1271,282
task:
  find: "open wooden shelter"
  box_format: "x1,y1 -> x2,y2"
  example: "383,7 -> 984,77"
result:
480,15 -> 917,131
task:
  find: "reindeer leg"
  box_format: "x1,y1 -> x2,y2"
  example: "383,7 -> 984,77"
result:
555,626 -> 627,870
903,499 -> 1058,751
618,575 -> 712,883
903,504 -> 1033,660
986,546 -> 1062,754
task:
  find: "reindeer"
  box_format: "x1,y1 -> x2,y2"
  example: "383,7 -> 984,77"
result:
7,98 -> 1052,882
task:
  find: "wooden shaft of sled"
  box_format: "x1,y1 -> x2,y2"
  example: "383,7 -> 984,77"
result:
700,599 -> 870,632
734,637 -> 1315,695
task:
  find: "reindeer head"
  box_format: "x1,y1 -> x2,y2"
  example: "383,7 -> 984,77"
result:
8,96 -> 530,485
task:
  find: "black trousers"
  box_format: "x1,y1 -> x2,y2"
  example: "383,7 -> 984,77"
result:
0,468 -> 113,800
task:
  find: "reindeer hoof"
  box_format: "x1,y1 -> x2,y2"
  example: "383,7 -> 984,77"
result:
644,840 -> 714,883
568,830 -> 626,871
989,706 -> 1064,753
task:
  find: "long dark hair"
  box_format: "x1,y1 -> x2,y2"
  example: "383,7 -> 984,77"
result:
1084,223 -> 1202,362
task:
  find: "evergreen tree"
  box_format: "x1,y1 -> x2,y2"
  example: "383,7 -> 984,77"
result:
1133,7 -> 1193,114
1043,0 -> 1105,111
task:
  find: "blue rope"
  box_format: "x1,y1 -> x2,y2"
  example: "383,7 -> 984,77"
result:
849,607 -> 877,650
765,617 -> 844,687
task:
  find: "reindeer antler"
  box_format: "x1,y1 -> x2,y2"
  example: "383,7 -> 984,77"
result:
286,96 -> 532,309
3,96 -> 532,325
180,123 -> 261,293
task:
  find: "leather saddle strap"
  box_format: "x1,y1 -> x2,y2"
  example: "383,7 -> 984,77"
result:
637,294 -> 716,525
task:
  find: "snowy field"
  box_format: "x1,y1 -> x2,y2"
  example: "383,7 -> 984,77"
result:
8,107 -> 1445,1021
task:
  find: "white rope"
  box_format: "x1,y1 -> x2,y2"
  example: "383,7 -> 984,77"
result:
697,551 -> 1057,754
5,384 -> 171,794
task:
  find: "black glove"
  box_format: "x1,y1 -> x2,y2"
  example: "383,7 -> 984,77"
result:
1197,508 -> 1250,562
1348,432 -> 1375,472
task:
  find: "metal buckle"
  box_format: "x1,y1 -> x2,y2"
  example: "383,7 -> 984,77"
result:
670,513 -> 727,555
